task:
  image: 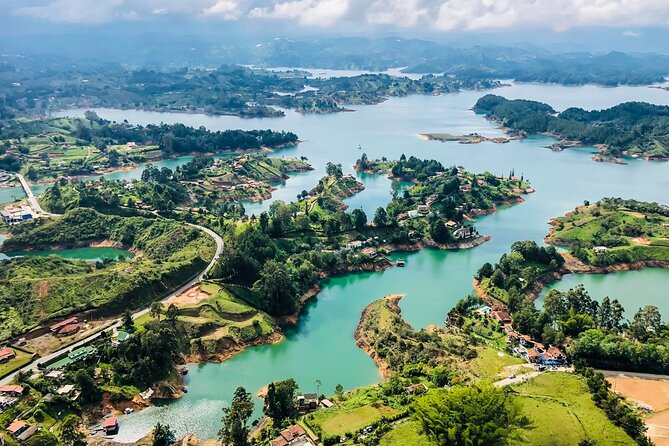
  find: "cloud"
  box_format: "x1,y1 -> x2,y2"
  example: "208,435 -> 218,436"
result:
9,0 -> 669,30
622,30 -> 641,37
249,0 -> 350,26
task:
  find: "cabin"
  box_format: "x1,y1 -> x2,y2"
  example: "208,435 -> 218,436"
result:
6,421 -> 28,437
320,398 -> 334,408
541,347 -> 567,365
0,347 -> 16,363
0,385 -> 25,397
297,393 -> 318,411
103,416 -> 119,434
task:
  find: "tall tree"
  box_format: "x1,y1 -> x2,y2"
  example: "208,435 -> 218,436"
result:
60,415 -> 86,446
219,387 -> 254,446
153,423 -> 175,446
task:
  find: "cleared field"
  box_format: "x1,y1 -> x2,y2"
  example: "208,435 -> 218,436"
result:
646,411 -> 669,446
471,347 -> 526,379
511,373 -> 635,446
379,420 -> 434,446
315,405 -> 396,437
0,348 -> 33,378
607,376 -> 669,411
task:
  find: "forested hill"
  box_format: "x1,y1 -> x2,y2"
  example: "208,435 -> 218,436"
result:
474,95 -> 669,161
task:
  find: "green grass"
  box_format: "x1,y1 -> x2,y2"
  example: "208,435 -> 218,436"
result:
0,348 -> 33,378
379,420 -> 434,446
314,405 -> 396,437
511,373 -> 635,446
471,347 -> 525,379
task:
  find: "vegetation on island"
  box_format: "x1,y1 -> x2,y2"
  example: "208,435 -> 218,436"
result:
0,113 -> 298,180
474,94 -> 669,160
0,208 -> 215,341
547,198 -> 669,266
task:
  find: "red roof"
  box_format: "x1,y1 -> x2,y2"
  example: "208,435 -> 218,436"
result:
50,317 -> 78,331
103,417 -> 118,428
271,438 -> 288,446
58,323 -> 80,335
527,349 -> 541,358
7,420 -> 27,434
0,347 -> 15,360
0,385 -> 24,394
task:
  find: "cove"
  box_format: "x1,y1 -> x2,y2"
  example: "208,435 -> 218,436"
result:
0,247 -> 133,262
50,82 -> 669,441
537,269 -> 669,319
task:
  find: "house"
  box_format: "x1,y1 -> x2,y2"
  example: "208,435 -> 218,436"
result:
459,184 -> 472,193
127,142 -> 138,149
6,421 -> 28,437
347,240 -> 363,250
56,384 -> 75,397
0,347 -> 16,363
526,349 -> 542,364
320,398 -> 334,408
490,310 -> 512,325
103,416 -> 119,434
593,246 -> 609,253
49,317 -> 78,333
407,210 -> 420,219
271,424 -> 307,446
17,425 -> 41,442
541,346 -> 567,365
0,385 -> 24,397
297,393 -> 318,411
475,306 -> 492,316
445,220 -> 458,228
406,383 -> 428,395
45,370 -> 64,380
0,206 -> 33,224
426,195 -> 438,208
57,323 -> 80,336
417,204 -> 429,214
361,247 -> 377,258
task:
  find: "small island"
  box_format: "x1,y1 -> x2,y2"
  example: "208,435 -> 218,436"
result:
419,132 -> 520,144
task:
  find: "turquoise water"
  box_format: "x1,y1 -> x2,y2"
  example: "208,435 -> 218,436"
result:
0,187 -> 25,204
0,247 -> 133,262
47,82 -> 669,441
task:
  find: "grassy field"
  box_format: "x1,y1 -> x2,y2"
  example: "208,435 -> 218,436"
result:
511,373 -> 636,446
471,347 -> 526,379
0,348 -> 33,378
379,420 -> 434,446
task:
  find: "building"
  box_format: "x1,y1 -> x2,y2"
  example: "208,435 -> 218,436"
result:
320,398 -> 334,408
0,385 -> 25,397
49,317 -> 78,333
445,220 -> 458,229
46,345 -> 97,370
0,347 -> 16,363
416,204 -> 429,214
271,424 -> 308,446
453,226 -> 472,239
103,416 -> 119,434
57,323 -> 80,336
17,425 -> 41,441
56,384 -> 76,397
346,240 -> 363,250
0,206 -> 33,224
297,393 -> 319,411
45,370 -> 64,380
490,310 -> 512,325
361,247 -> 377,258
593,246 -> 609,253
6,421 -> 28,437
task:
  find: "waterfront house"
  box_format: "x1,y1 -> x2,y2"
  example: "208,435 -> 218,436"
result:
6,421 -> 28,437
103,416 -> 119,434
453,226 -> 472,239
490,310 -> 512,325
445,220 -> 458,228
361,247 -> 377,258
0,347 -> 16,363
271,424 -> 309,446
0,386 -> 24,397
297,393 -> 319,411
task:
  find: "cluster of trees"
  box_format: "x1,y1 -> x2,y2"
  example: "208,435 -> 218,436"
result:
475,95 -> 669,158
389,154 -> 445,181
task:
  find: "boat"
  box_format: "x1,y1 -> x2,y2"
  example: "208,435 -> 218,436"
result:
396,260 -> 406,267
357,144 -> 362,150
123,408 -> 134,414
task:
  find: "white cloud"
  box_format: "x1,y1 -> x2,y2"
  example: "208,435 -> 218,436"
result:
622,30 -> 641,37
249,0 -> 351,26
10,0 -> 669,29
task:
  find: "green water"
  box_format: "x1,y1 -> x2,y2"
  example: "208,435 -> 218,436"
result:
537,269 -> 669,320
54,82 -> 669,441
0,247 -> 133,262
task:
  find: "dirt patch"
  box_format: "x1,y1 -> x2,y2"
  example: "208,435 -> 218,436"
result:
607,377 -> 669,412
23,319 -> 114,356
646,411 -> 669,446
163,285 -> 211,307
632,237 -> 651,246
89,239 -> 123,248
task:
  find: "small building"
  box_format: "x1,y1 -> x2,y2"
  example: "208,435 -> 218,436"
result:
103,416 -> 119,434
453,226 -> 472,239
593,246 -> 609,253
526,349 -> 542,364
407,210 -> 420,219
490,310 -> 512,325
0,347 -> 16,363
475,306 -> 492,316
347,240 -> 363,250
0,206 -> 33,224
0,385 -> 25,397
361,247 -> 377,258
272,424 -> 307,446
297,393 -> 318,411
56,384 -> 76,397
445,220 -> 458,228
49,317 -> 78,333
320,398 -> 334,408
6,421 -> 28,437
406,383 -> 428,395
57,323 -> 80,336
416,204 -> 429,214
45,370 -> 64,380
17,425 -> 41,441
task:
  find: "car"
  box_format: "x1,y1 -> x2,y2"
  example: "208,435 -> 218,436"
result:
509,374 -> 516,379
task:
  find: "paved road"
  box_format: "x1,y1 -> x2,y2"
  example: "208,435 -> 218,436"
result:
0,186 -> 225,386
599,369 -> 669,381
16,174 -> 56,217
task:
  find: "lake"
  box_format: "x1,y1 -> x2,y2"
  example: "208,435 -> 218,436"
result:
0,247 -> 133,262
34,82 -> 669,440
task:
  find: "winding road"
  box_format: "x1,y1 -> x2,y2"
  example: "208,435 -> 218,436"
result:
0,181 -> 224,386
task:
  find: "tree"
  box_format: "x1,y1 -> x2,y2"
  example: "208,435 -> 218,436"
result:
373,207 -> 389,227
150,302 -> 163,321
559,309 -> 594,337
74,368 -> 101,404
166,304 -> 179,323
220,387 -> 254,446
430,220 -> 452,244
60,415 -> 86,446
122,309 -> 134,332
253,260 -> 298,315
153,423 -> 175,446
24,432 -> 58,446
325,162 -> 343,178
475,262 -> 493,280
413,383 -> 528,446
264,378 -> 299,424
334,384 -> 344,399
630,305 -> 662,341
351,208 -> 367,230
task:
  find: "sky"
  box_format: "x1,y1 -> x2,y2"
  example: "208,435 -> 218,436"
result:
3,0 -> 669,31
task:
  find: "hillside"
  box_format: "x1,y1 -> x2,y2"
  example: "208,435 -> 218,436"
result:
474,95 -> 669,161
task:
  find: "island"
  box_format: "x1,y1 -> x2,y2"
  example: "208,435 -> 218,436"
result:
419,132 -> 521,144
473,94 -> 669,162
